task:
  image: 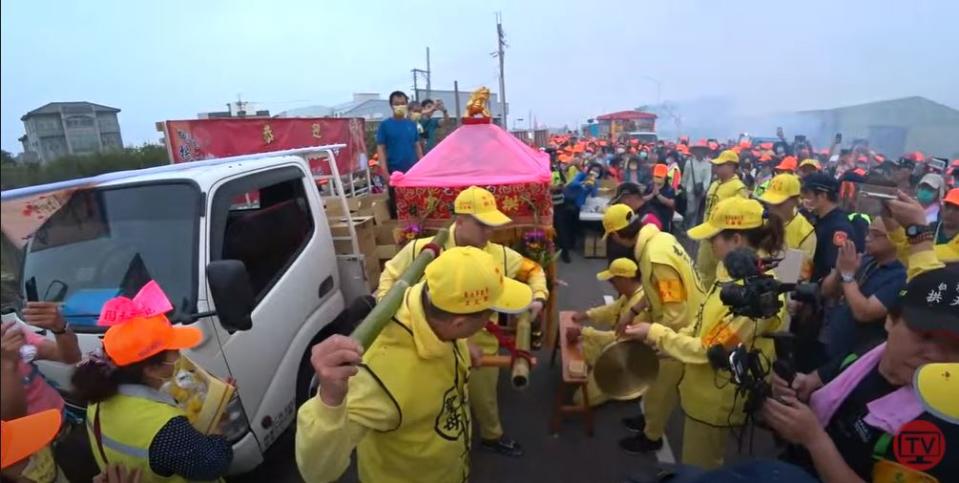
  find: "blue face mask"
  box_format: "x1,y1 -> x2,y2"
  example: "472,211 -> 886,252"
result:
916,188 -> 937,205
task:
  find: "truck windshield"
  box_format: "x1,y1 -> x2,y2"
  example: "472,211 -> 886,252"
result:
21,182 -> 200,329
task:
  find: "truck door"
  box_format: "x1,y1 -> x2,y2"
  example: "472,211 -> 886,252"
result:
207,164 -> 341,446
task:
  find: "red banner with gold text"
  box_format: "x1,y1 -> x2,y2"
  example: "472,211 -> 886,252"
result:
395,183 -> 553,228
163,118 -> 367,175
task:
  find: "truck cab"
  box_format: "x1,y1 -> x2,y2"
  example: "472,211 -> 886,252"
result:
2,146 -> 369,473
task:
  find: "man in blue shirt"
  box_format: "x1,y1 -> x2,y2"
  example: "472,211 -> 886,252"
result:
376,91 -> 422,174
819,218 -> 906,359
418,98 -> 449,152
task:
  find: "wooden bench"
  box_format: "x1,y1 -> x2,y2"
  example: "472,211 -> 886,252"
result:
549,311 -> 593,436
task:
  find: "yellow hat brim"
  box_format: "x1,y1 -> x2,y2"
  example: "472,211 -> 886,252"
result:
490,277 -> 533,314
687,221 -> 722,240
711,158 -> 737,165
596,270 -> 614,281
914,363 -> 959,424
759,191 -> 790,205
472,210 -> 512,227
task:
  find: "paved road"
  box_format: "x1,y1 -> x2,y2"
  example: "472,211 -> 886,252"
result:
229,252 -> 779,483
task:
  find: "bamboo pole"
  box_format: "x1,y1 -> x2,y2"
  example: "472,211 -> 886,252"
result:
350,226 -> 450,349
511,312 -> 532,389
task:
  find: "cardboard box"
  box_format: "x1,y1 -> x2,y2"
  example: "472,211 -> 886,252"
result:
364,255 -> 381,291
371,200 -> 392,225
583,233 -> 606,259
375,221 -> 399,244
329,216 -> 376,256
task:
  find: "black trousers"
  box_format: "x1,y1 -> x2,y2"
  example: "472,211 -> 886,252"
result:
554,201 -> 580,253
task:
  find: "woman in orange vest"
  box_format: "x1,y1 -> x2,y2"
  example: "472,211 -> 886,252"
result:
72,283 -> 233,483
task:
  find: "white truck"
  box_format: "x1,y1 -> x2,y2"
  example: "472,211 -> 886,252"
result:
1,145 -> 375,473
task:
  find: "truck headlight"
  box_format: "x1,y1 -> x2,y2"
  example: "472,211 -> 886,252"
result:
222,394 -> 251,443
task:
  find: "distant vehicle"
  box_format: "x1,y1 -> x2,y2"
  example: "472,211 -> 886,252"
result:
626,131 -> 659,144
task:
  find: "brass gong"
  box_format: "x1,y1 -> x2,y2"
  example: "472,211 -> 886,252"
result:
593,340 -> 660,400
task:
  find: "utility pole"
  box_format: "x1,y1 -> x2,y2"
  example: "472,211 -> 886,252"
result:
495,12 -> 507,128
411,70 -> 419,101
425,47 -> 431,99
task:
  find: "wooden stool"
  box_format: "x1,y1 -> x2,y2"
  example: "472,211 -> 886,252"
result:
550,311 -> 593,436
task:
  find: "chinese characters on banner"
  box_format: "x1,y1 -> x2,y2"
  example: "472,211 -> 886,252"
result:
163,118 -> 368,176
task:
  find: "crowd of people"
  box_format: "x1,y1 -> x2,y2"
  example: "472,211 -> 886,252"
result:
2,99 -> 957,483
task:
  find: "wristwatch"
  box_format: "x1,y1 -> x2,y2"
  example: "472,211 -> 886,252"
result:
905,224 -> 933,244
840,272 -> 856,284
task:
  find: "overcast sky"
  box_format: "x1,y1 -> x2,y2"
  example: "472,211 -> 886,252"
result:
2,0 -> 957,152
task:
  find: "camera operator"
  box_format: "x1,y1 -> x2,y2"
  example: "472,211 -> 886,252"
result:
621,197 -> 787,469
763,204 -> 958,483
819,217 -> 906,360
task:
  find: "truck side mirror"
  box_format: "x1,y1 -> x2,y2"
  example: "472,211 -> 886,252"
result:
206,260 -> 255,332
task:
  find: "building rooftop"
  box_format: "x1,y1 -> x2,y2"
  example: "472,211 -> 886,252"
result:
21,102 -> 121,120
595,110 -> 657,121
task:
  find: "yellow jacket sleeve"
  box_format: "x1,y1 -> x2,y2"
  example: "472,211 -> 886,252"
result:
906,247 -> 945,281
504,247 -> 550,301
889,226 -> 912,269
647,313 -> 782,366
650,264 -> 688,331
586,298 -> 624,329
295,368 -> 400,482
376,238 -> 431,300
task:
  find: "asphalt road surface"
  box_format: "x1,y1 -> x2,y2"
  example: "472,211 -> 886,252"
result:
55,249 -> 778,482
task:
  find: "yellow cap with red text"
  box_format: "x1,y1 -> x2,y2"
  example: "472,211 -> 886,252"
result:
602,204 -> 635,238
454,186 -> 512,227
687,197 -> 765,240
759,174 -> 802,205
425,247 -> 532,314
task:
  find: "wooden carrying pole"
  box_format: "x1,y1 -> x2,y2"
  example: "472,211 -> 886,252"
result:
350,226 -> 450,349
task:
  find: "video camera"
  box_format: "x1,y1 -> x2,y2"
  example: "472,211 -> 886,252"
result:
709,248 -> 801,418
707,333 -> 797,416
718,248 -> 796,319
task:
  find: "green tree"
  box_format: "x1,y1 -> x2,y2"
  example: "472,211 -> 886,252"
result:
0,150 -> 15,166
0,144 -> 169,190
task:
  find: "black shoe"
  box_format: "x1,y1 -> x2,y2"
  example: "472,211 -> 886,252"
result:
561,250 -> 572,263
621,414 -> 646,433
481,436 -> 524,457
619,434 -> 663,454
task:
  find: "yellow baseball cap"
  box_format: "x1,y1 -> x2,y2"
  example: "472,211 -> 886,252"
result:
914,363 -> 958,424
799,158 -> 821,171
597,258 -> 638,281
602,204 -> 635,239
425,246 -> 532,314
759,174 -> 802,205
710,149 -> 740,165
454,186 -> 512,227
687,197 -> 764,240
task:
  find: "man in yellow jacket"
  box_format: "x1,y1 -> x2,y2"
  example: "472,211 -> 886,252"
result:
376,186 -> 549,457
696,149 -> 749,287
601,203 -> 707,454
567,258 -> 646,407
296,247 -> 533,483
759,173 -> 817,280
